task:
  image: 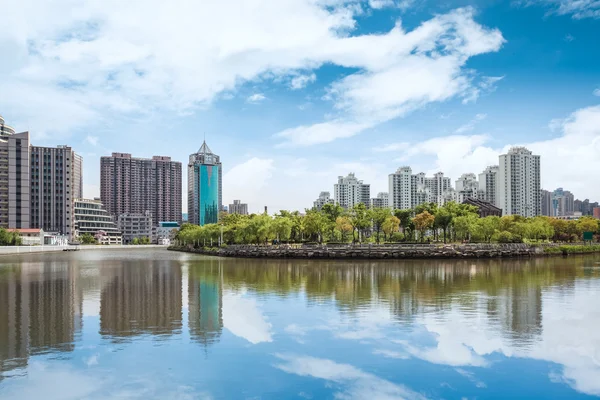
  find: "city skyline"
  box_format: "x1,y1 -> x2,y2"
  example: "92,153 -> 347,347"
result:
1,1 -> 598,214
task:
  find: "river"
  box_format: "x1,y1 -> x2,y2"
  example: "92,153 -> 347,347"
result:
1,249 -> 599,399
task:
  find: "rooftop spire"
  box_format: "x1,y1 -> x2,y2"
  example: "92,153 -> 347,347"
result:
198,140 -> 213,155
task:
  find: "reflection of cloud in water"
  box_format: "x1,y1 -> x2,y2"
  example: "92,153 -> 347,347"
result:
223,290 -> 273,344
0,361 -> 213,400
274,353 -> 426,400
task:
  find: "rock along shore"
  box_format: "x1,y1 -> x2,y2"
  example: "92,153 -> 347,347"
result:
169,243 -> 553,259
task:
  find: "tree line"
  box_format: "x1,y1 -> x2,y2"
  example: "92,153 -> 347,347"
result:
0,228 -> 23,246
176,202 -> 600,246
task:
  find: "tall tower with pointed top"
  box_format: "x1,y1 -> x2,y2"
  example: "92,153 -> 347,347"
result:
188,141 -> 222,226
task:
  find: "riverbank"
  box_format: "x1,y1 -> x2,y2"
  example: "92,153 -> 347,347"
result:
169,243 -> 600,259
0,244 -> 168,256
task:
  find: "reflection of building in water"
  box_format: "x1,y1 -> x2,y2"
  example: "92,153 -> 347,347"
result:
0,264 -> 82,376
188,264 -> 223,347
100,263 -> 182,338
495,285 -> 542,343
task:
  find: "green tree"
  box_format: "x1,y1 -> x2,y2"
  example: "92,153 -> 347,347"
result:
303,209 -> 327,243
0,228 -> 22,246
321,204 -> 345,241
393,209 -> 413,241
453,214 -> 479,241
382,215 -> 400,242
335,216 -> 353,242
477,216 -> 500,243
349,203 -> 370,243
434,208 -> 453,243
273,216 -> 293,242
413,211 -> 435,242
370,207 -> 391,243
578,217 -> 599,238
80,233 -> 97,245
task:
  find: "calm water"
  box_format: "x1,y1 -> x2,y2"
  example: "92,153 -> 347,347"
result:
1,250 -> 600,399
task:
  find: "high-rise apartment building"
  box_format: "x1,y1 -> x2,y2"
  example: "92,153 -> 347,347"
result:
100,153 -> 182,226
313,192 -> 335,210
389,166 -> 415,210
541,189 -> 552,216
551,188 -> 575,216
30,145 -> 82,238
370,192 -> 389,209
188,141 -> 222,226
228,200 -> 248,215
0,115 -> 30,229
479,166 -> 499,206
450,173 -> 483,203
498,147 -> 541,217
334,173 -> 370,209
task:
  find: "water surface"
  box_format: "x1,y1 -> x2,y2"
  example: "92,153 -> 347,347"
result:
1,249 -> 599,399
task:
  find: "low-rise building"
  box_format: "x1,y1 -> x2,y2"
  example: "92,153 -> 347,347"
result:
462,198 -> 502,218
156,221 -> 179,245
118,211 -> 153,244
74,198 -> 122,245
7,228 -> 44,246
370,192 -> 389,209
594,207 -> 600,219
314,192 -> 335,210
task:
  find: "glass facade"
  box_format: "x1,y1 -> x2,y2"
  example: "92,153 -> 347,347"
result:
196,164 -> 220,226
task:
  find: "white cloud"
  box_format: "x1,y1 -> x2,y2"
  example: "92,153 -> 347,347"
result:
593,88 -> 600,96
247,93 -> 267,103
223,157 -> 274,213
273,7 -> 504,147
222,291 -> 273,344
85,135 -> 99,146
274,354 -> 426,400
368,0 -> 416,10
521,0 -> 600,19
290,73 -> 317,90
454,113 -> 487,134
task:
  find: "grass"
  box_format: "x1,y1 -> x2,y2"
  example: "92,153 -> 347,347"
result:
543,244 -> 600,254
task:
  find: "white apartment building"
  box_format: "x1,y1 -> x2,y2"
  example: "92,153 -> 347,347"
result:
498,147 -> 541,217
370,192 -> 389,209
74,198 -> 122,245
334,173 -> 370,209
313,191 -> 335,210
446,173 -> 484,204
389,167 -> 414,210
118,211 -> 153,244
479,166 -> 499,207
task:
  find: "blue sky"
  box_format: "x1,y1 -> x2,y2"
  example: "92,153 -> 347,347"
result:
1,0 -> 599,213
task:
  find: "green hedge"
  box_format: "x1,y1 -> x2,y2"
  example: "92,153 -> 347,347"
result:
544,245 -> 600,254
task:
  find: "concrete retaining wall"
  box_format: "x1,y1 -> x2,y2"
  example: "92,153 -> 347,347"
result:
170,243 -> 543,259
0,244 -> 168,256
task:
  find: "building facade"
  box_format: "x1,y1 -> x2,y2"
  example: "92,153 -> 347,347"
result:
313,192 -> 335,210
29,145 -> 82,238
228,200 -> 248,215
370,192 -> 389,209
551,188 -> 575,217
498,147 -> 541,217
0,115 -> 30,229
479,166 -> 499,207
100,153 -> 182,226
334,173 -> 370,209
462,198 -> 502,218
74,198 -> 122,245
188,141 -> 222,226
541,189 -> 552,216
593,207 -> 600,219
118,211 -> 153,244
156,221 -> 179,245
389,166 -> 414,210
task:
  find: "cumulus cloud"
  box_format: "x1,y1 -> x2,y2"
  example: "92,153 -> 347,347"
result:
85,135 -> 99,146
223,157 -> 274,213
290,73 -> 317,90
594,88 -> 600,96
223,290 -> 273,344
247,93 -> 267,103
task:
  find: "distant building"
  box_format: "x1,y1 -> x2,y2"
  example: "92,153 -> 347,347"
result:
74,198 -> 122,245
370,192 -> 389,209
30,145 -> 83,239
551,188 -> 575,216
334,173 -> 370,209
0,115 -> 30,229
228,200 -> 248,215
389,167 -> 452,209
447,173 -> 484,204
498,147 -> 541,217
479,166 -> 499,206
100,152 -> 182,226
541,189 -> 552,216
593,207 -> 600,219
188,141 -> 222,226
575,199 -> 599,216
313,191 -> 335,210
118,211 -> 153,244
462,198 -> 502,218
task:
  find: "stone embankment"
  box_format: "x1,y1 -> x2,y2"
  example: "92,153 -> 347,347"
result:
169,243 -> 546,259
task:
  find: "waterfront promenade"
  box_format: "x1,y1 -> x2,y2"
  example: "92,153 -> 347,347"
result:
0,244 -> 168,256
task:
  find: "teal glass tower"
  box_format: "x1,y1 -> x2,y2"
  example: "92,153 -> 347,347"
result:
188,141 -> 222,226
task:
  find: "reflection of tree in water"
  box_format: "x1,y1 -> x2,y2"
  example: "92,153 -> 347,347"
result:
188,261 -> 223,348
204,256 -> 599,344
0,263 -> 82,378
99,260 -> 182,340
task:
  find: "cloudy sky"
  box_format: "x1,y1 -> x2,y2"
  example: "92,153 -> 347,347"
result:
1,0 -> 599,213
